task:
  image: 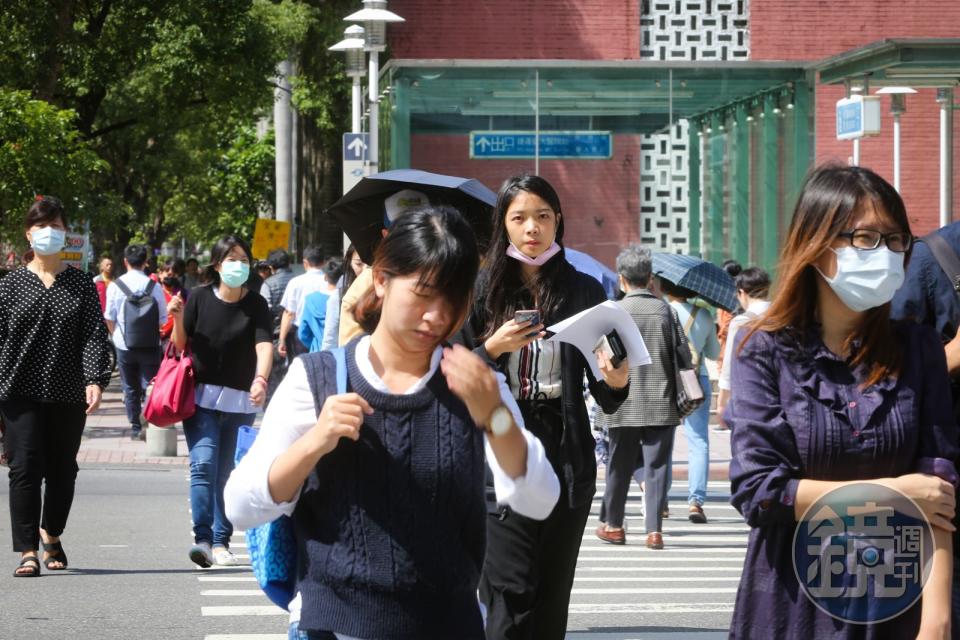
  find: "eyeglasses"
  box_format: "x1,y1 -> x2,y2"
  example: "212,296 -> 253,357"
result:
837,229 -> 914,253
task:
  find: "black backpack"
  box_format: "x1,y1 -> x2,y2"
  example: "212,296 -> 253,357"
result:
114,279 -> 160,349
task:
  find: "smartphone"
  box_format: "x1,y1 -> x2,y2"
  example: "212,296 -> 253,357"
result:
514,309 -> 541,337
593,330 -> 627,368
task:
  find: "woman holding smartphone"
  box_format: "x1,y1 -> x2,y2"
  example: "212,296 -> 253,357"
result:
470,174 -> 630,639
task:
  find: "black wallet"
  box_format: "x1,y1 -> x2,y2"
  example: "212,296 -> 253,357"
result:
593,329 -> 627,368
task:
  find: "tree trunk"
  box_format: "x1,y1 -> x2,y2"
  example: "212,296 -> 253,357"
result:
297,114 -> 342,261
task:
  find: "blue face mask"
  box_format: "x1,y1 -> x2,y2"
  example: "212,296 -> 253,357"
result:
818,246 -> 905,312
30,226 -> 66,256
219,260 -> 250,288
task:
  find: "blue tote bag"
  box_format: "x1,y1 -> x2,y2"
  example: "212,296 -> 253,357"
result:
234,347 -> 347,611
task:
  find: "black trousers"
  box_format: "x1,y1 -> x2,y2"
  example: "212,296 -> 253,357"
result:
602,425 -> 675,534
1,398 -> 87,551
479,399 -> 592,640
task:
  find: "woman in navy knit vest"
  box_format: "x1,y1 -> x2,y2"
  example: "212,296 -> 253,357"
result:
226,206 -> 560,639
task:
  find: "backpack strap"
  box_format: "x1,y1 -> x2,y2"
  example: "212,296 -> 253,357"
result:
923,232 -> 960,294
683,306 -> 702,371
331,347 -> 347,395
144,279 -> 156,296
114,278 -> 134,298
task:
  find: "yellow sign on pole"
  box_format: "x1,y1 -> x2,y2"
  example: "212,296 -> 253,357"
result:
251,219 -> 291,260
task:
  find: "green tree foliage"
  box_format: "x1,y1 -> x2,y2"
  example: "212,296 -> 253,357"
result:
0,89 -> 120,245
0,0 -> 314,256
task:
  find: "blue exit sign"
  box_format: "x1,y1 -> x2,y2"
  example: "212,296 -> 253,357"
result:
470,131 -> 612,159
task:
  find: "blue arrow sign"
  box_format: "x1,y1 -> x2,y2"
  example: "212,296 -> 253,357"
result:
343,133 -> 370,161
470,131 -> 612,159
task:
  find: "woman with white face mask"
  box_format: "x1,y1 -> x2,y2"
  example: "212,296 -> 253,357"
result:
168,235 -> 273,568
0,196 -> 112,577
725,165 -> 958,638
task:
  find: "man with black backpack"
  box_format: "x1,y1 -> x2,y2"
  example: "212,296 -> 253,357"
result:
104,244 -> 168,441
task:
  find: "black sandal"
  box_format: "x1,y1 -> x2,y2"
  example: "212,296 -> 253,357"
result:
14,555 -> 40,577
41,540 -> 68,570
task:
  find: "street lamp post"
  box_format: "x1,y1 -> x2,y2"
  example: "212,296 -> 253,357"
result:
345,0 -> 404,172
876,86 -> 916,192
329,25 -> 366,134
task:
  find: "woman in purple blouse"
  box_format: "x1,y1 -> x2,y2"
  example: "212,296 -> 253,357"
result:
726,165 -> 958,639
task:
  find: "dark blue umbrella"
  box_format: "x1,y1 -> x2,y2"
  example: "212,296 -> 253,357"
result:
328,169 -> 496,264
651,252 -> 737,311
565,247 -> 619,299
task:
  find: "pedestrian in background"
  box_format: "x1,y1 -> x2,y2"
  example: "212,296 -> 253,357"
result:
168,235 -> 273,568
0,196 -> 113,577
298,257 -> 343,353
470,174 -> 629,639
157,258 -> 188,348
104,244 -> 168,441
321,244 -> 365,351
715,267 -> 770,431
715,259 -> 742,376
183,258 -> 201,289
595,245 -> 688,549
726,165 -> 957,638
226,205 -> 558,640
278,246 -> 327,363
661,278 -> 720,523
93,256 -> 114,314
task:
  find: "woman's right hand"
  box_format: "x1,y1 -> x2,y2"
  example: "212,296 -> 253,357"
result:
167,293 -> 184,317
307,393 -> 373,458
483,319 -> 545,359
889,473 -> 956,531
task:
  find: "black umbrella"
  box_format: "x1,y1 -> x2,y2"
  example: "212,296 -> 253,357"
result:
327,169 -> 497,264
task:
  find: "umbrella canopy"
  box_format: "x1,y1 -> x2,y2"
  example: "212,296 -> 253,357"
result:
564,247 -> 619,299
651,252 -> 737,312
327,169 -> 496,264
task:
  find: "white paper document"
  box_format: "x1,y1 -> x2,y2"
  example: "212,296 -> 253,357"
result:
546,301 -> 652,380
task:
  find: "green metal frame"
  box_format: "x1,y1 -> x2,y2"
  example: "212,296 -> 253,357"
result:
761,93 -> 780,271
688,122 -> 701,258
390,76 -> 411,169
732,104 -> 750,265
817,39 -> 960,87
708,112 -> 725,266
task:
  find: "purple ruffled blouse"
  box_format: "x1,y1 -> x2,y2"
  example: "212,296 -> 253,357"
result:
725,321 -> 959,639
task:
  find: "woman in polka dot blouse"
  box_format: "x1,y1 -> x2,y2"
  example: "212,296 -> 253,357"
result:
0,196 -> 113,577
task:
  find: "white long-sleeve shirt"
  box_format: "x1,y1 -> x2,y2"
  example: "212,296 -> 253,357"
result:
718,299 -> 771,391
225,336 -> 560,531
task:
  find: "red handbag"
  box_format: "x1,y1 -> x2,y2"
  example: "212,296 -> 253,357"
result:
144,342 -> 196,427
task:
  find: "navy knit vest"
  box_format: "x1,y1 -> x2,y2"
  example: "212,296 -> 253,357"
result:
295,339 -> 487,639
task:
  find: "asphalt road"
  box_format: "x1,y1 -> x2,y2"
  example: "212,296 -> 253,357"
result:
0,466 -> 742,640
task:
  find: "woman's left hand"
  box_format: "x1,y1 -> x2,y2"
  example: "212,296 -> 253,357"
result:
249,378 -> 267,407
85,384 -> 102,415
596,351 -> 629,390
440,344 -> 501,427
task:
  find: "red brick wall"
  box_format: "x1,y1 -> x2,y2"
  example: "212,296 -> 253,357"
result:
410,134 -> 642,267
387,0 -> 640,60
750,1 -> 960,232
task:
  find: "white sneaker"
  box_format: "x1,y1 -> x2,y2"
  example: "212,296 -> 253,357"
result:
189,541 -> 213,568
213,546 -> 239,566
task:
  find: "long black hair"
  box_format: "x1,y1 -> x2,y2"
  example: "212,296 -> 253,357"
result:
202,235 -> 254,287
353,205 -> 480,339
477,174 -> 571,340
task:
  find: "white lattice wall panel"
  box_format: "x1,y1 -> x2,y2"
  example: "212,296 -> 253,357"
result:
639,0 -> 749,254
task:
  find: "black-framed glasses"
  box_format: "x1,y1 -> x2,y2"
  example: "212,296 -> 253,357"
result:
837,229 -> 914,253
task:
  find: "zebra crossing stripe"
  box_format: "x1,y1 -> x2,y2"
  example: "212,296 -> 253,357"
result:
203,635 -> 286,639
568,603 -> 735,614
201,590 -> 270,596
570,587 -> 738,594
201,606 -> 285,617
574,576 -> 739,582
198,576 -> 258,582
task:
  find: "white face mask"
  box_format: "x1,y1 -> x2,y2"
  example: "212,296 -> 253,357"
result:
818,246 -> 905,312
30,226 -> 66,256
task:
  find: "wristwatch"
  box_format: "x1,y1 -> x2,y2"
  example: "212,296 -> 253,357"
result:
486,404 -> 513,437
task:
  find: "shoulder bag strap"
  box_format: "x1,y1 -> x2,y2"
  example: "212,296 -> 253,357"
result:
683,306 -> 702,371
922,232 -> 960,295
113,278 -> 133,298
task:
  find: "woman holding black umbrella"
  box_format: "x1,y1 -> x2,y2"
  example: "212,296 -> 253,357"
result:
470,174 -> 629,639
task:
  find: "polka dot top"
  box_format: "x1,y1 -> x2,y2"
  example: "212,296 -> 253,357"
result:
0,266 -> 113,404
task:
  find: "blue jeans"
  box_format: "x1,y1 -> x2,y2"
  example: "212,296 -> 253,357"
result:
183,406 -> 255,546
682,372 -> 712,506
116,346 -> 161,427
